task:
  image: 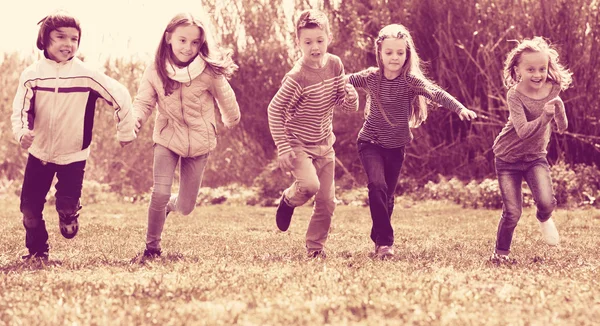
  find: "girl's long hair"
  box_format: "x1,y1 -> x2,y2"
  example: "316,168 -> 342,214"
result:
155,12 -> 238,96
374,24 -> 438,128
503,36 -> 573,90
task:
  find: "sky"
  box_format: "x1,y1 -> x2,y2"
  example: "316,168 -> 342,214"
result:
0,0 -> 240,62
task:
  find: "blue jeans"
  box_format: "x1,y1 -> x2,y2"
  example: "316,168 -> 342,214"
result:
284,134 -> 336,250
357,140 -> 405,246
20,154 -> 85,254
146,144 -> 209,250
494,157 -> 557,255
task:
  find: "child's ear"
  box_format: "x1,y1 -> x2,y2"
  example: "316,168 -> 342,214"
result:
165,32 -> 172,45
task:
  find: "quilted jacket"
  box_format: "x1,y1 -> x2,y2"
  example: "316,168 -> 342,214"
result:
133,63 -> 240,158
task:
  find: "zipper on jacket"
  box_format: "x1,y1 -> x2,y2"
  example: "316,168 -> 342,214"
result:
48,63 -> 60,161
180,87 -> 191,157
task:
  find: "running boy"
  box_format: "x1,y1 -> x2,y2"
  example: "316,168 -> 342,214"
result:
267,9 -> 358,258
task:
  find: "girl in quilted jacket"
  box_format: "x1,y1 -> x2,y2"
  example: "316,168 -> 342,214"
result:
133,12 -> 240,259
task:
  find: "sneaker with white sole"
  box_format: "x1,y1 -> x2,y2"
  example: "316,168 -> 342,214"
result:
539,218 -> 559,245
371,245 -> 395,259
490,252 -> 516,264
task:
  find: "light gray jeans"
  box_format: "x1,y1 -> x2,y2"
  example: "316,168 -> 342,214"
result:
494,157 -> 557,255
284,133 -> 336,251
146,144 -> 209,250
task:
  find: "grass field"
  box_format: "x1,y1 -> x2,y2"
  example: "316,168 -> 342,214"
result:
0,197 -> 598,325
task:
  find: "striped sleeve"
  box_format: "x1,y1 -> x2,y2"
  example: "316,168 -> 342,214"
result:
89,68 -> 136,142
347,71 -> 371,89
408,76 -> 466,114
333,62 -> 358,112
11,70 -> 35,143
267,76 -> 302,156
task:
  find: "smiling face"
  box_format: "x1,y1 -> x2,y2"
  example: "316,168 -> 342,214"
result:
46,27 -> 79,63
379,37 -> 408,79
167,24 -> 203,66
514,51 -> 549,93
297,27 -> 330,68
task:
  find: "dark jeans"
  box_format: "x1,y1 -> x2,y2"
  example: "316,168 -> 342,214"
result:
357,140 -> 405,246
494,157 -> 556,255
20,154 -> 86,254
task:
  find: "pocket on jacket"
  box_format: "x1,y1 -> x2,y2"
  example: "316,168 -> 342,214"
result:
159,119 -> 169,135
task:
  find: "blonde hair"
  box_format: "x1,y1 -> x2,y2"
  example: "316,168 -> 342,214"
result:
374,24 -> 438,128
155,12 -> 238,96
503,36 -> 572,90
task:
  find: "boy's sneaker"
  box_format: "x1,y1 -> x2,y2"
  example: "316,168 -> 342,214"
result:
374,245 -> 395,259
307,249 -> 326,259
490,252 -> 516,264
59,213 -> 79,239
539,218 -> 560,245
143,247 -> 162,258
22,251 -> 49,262
276,195 -> 295,231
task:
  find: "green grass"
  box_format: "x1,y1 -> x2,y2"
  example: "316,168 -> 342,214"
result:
0,197 -> 599,325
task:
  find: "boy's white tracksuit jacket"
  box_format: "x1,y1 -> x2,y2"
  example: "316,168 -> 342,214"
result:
11,57 -> 136,165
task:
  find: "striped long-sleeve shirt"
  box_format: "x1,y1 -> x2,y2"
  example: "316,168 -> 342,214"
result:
348,69 -> 466,148
268,54 -> 358,156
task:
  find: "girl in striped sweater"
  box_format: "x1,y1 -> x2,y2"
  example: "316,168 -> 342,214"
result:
347,24 -> 477,259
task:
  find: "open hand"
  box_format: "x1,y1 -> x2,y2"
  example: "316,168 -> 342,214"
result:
20,130 -> 35,149
277,151 -> 296,172
458,109 -> 477,121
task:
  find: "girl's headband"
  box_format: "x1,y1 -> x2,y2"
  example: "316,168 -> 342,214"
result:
377,31 -> 406,44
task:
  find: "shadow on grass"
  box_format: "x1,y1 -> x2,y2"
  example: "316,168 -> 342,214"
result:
0,258 -> 63,273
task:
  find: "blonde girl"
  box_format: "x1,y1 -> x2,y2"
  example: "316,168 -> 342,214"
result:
347,24 -> 477,259
133,12 -> 240,259
491,37 -> 572,263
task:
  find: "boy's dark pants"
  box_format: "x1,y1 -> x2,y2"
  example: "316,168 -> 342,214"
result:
357,141 -> 405,246
20,154 -> 85,254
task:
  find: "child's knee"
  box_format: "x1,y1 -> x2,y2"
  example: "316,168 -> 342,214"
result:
298,179 -> 320,198
502,207 -> 522,226
178,202 -> 196,216
536,197 -> 557,218
22,214 -> 43,229
150,191 -> 171,208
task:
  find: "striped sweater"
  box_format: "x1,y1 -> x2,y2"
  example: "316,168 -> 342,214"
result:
348,69 -> 466,148
11,57 -> 136,165
268,54 -> 358,156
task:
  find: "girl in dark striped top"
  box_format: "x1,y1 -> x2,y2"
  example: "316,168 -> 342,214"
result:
347,24 -> 477,259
